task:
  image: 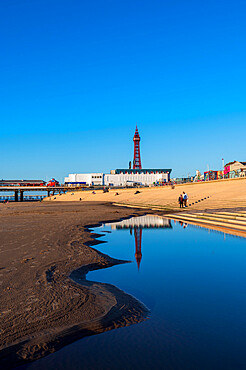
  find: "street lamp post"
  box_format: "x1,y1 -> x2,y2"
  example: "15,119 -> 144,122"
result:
222,158 -> 224,179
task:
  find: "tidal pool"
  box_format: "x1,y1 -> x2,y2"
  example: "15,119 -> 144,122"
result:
28,215 -> 246,370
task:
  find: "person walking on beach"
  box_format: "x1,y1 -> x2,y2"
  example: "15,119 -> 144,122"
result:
178,194 -> 183,208
183,191 -> 188,207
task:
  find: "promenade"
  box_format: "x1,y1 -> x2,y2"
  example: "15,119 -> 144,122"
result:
47,178 -> 246,212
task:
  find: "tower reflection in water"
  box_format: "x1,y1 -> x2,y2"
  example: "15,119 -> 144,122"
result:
109,216 -> 172,269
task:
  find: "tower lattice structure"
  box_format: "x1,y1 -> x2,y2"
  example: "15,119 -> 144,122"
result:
133,126 -> 142,169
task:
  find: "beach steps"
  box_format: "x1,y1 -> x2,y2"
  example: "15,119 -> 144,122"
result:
166,211 -> 246,235
113,193 -> 246,211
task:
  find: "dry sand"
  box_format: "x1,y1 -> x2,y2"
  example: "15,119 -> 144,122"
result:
46,177 -> 246,211
0,202 -> 149,368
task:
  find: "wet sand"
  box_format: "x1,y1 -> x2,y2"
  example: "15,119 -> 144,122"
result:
0,202 -> 149,368
1,197 -> 246,368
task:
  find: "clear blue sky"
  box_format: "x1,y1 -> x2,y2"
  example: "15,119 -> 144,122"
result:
1,0 -> 245,182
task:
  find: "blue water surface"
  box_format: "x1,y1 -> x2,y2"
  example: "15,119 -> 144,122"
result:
26,216 -> 246,370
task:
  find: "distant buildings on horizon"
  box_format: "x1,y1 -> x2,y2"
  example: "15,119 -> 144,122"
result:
64,168 -> 172,187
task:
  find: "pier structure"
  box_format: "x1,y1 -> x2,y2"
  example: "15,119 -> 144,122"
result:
0,186 -> 70,202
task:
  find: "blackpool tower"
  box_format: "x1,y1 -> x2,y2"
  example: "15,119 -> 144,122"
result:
133,125 -> 142,169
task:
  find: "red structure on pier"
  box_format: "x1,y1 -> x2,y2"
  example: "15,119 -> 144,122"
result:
134,228 -> 142,269
133,126 -> 142,169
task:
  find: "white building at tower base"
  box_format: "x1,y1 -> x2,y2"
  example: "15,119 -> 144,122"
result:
64,168 -> 172,187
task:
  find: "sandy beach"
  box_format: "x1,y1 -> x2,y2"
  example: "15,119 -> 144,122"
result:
1,179 -> 246,367
0,202 -> 149,368
46,178 -> 246,211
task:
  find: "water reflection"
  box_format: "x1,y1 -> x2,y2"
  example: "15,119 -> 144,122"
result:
110,215 -> 172,229
176,218 -> 246,239
177,220 -> 188,228
110,216 -> 172,269
26,215 -> 246,370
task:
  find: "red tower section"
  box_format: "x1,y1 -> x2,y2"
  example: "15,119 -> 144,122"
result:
134,228 -> 142,270
133,125 -> 142,169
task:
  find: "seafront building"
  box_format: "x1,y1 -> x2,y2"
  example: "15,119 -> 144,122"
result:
224,161 -> 246,178
202,161 -> 246,181
64,168 -> 171,187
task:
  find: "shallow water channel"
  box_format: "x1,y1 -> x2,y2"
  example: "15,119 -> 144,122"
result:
28,215 -> 246,369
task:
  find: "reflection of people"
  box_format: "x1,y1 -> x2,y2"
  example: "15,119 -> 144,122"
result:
178,194 -> 183,208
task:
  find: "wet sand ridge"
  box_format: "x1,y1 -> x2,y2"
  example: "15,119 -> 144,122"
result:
0,202 -> 149,368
